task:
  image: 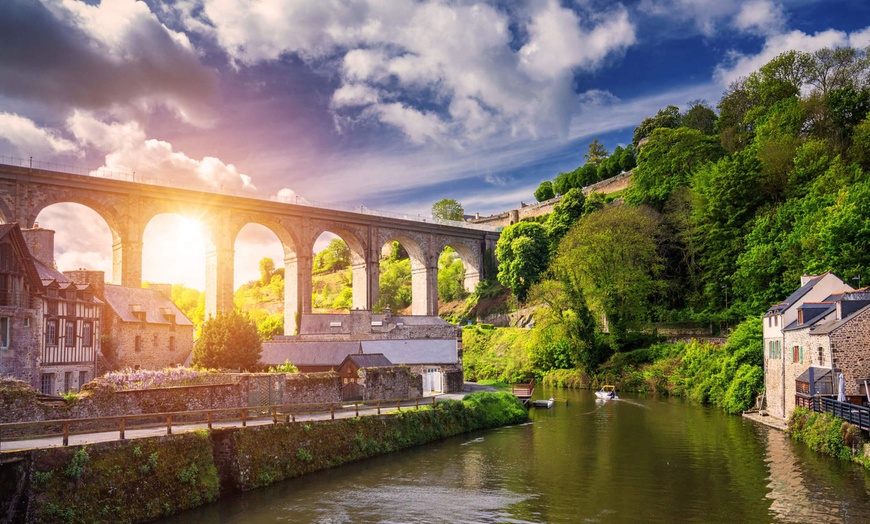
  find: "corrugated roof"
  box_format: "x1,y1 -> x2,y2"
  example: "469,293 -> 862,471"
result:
102,284 -> 192,325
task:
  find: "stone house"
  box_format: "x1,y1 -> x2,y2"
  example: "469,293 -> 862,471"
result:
762,272 -> 867,419
0,225 -> 45,389
261,310 -> 463,393
0,225 -> 104,394
94,280 -> 194,370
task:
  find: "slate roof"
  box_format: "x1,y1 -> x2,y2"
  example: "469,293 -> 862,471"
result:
260,340 -> 360,367
341,353 -> 393,368
768,273 -> 828,314
102,284 -> 192,325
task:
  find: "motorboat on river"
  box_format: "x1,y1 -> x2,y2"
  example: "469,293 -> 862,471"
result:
595,385 -> 618,400
531,398 -> 555,409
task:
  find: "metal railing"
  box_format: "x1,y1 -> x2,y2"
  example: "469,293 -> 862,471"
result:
0,396 -> 438,451
807,396 -> 870,430
0,156 -> 499,233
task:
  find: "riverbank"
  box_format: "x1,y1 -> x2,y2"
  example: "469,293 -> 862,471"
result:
1,390 -> 526,524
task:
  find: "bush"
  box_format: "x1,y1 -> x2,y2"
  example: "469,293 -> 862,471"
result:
788,407 -> 858,460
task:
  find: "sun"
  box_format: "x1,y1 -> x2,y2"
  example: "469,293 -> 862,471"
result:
142,214 -> 207,290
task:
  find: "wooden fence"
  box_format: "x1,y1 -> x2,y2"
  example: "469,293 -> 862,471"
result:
0,396 -> 436,452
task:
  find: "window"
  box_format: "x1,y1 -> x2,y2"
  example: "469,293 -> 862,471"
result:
82,322 -> 92,347
40,373 -> 54,395
153,334 -> 158,348
793,346 -> 803,364
78,370 -> 87,389
798,310 -> 804,324
46,319 -> 57,346
0,317 -> 9,349
169,336 -> 175,352
134,335 -> 141,352
775,315 -> 779,326
768,341 -> 774,359
65,320 -> 76,347
64,372 -> 72,392
776,340 -> 781,359
818,346 -> 824,366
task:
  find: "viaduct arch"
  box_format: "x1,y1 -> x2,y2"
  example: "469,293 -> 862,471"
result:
0,163 -> 499,333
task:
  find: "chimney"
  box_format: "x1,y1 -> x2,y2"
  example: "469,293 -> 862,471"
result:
21,227 -> 56,268
148,283 -> 173,301
64,270 -> 106,299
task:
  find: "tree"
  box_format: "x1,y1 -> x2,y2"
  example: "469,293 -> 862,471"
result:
437,247 -> 467,302
193,310 -> 262,371
495,221 -> 550,302
624,127 -> 724,210
534,180 -> 555,201
584,138 -> 609,167
553,206 -> 664,345
546,188 -> 586,244
682,100 -> 717,135
259,257 -> 276,286
432,198 -> 465,221
313,238 -> 351,274
633,105 -> 681,145
377,257 -> 412,312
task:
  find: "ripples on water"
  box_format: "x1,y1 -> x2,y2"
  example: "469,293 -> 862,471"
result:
159,390 -> 870,523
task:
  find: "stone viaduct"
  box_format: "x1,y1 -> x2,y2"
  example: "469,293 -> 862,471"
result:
0,163 -> 500,334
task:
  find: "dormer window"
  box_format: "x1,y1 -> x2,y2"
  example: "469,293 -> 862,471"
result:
130,304 -> 146,322
798,310 -> 804,324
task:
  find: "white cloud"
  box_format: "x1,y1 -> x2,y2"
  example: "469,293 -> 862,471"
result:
0,113 -> 79,156
182,0 -> 637,144
850,26 -> 870,49
732,0 -> 786,36
66,111 -> 257,192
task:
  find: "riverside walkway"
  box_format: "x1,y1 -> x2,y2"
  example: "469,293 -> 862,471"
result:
0,384 -> 493,454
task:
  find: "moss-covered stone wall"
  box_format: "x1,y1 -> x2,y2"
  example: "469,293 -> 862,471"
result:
5,391 -> 527,524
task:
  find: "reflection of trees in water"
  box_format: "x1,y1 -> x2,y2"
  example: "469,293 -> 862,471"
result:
764,428 -> 870,523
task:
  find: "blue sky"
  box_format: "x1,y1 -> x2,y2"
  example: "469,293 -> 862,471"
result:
1,0 -> 869,288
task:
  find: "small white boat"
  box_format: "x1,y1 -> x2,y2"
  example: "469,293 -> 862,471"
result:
531,398 -> 555,409
595,385 -> 618,400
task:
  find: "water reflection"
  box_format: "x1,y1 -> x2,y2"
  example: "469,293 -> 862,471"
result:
159,390 -> 870,524
763,427 -> 870,523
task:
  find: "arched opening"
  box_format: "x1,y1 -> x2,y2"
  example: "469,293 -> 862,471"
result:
379,235 -> 429,315
442,241 -> 481,295
234,223 -> 285,340
436,246 -> 469,313
35,203 -> 113,279
312,232 -> 355,313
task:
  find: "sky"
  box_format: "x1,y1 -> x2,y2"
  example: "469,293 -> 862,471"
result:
1,0 -> 870,290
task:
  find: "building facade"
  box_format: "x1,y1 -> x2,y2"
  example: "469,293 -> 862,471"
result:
761,272 -> 870,419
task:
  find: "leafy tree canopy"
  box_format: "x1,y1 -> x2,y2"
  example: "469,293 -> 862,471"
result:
495,221 -> 550,302
432,198 -> 465,221
193,310 -> 262,371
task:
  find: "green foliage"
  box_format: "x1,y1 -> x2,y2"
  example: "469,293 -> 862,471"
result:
193,310 -> 262,371
552,205 -> 664,345
462,325 -> 535,383
268,359 -> 299,373
65,448 -> 90,479
495,221 -> 550,303
313,239 -> 351,274
625,126 -> 725,209
584,138 -> 609,166
259,257 -> 276,286
432,198 -> 465,221
633,104 -> 681,145
377,257 -> 411,312
534,180 -> 555,201
437,247 -> 467,303
788,407 -> 860,460
172,284 -> 205,335
545,187 -> 586,244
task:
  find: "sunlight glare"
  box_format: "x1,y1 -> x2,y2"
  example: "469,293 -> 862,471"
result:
142,214 -> 206,290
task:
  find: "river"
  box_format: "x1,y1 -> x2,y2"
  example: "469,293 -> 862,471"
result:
160,388 -> 870,523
